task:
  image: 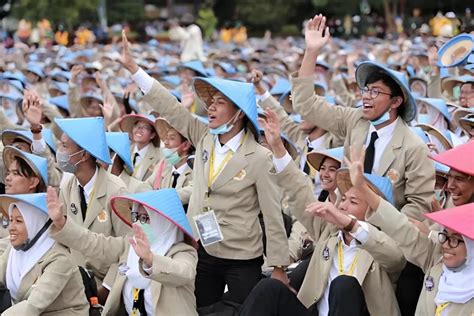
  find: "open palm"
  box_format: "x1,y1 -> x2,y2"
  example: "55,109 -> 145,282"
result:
305,14 -> 330,52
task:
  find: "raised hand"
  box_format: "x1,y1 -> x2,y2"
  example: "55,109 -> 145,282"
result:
249,69 -> 266,95
22,89 -> 43,126
304,14 -> 330,53
129,223 -> 153,266
343,146 -> 366,190
70,64 -> 84,84
120,30 -> 139,74
99,94 -> 114,126
305,201 -> 351,229
94,72 -> 107,90
258,108 -> 285,157
47,186 -> 66,230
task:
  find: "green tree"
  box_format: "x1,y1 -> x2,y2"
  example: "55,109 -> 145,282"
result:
106,0 -> 145,25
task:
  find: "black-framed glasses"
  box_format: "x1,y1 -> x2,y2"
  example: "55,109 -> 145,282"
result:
360,87 -> 393,99
438,232 -> 464,248
131,212 -> 150,224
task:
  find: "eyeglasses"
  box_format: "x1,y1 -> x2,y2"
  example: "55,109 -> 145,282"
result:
131,212 -> 150,224
360,87 -> 393,99
438,232 -> 464,248
133,124 -> 153,132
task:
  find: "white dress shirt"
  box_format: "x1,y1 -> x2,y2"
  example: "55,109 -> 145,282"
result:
212,129 -> 244,176
131,68 -> 154,95
132,143 -> 151,167
77,167 -> 98,202
172,161 -> 188,175
364,118 -> 398,174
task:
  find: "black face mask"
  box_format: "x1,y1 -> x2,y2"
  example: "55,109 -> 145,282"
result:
14,219 -> 52,252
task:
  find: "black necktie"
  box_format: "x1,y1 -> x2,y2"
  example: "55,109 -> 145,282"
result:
303,144 -> 314,175
78,185 -> 87,221
171,171 -> 180,188
133,152 -> 140,166
364,131 -> 379,174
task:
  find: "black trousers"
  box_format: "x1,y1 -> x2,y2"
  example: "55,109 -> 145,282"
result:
195,243 -> 264,308
289,258 -> 311,292
396,262 -> 424,316
240,276 -> 370,316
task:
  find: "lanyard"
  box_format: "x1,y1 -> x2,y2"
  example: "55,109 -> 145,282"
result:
131,288 -> 140,316
207,132 -> 247,189
337,240 -> 359,276
435,302 -> 449,316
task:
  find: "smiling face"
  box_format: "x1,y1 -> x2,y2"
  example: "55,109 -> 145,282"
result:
460,83 -> 473,108
132,120 -> 156,145
446,169 -> 474,206
319,157 -> 340,192
5,159 -> 40,194
206,91 -> 241,129
361,80 -> 401,122
8,206 -> 28,248
440,229 -> 467,269
338,187 -> 369,220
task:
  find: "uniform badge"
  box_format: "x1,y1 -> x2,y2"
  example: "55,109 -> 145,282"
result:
386,169 -> 400,183
70,203 -> 78,215
322,246 -> 330,261
425,276 -> 434,291
233,169 -> 246,181
202,150 -> 208,163
1,217 -> 8,229
97,209 -> 108,223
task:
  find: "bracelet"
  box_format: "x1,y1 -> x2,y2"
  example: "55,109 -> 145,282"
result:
30,124 -> 43,134
343,215 -> 357,232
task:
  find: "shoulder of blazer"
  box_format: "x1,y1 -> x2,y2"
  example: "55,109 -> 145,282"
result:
166,242 -> 197,258
37,243 -> 70,264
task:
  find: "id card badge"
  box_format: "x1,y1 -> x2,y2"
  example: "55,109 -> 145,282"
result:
193,210 -> 224,246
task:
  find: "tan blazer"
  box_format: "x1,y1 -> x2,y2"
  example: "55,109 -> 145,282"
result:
131,144 -> 162,183
331,75 -> 358,108
68,83 -> 121,121
59,167 -> 131,278
273,161 -> 405,315
146,160 -> 193,204
292,76 -> 436,221
35,146 -> 62,188
366,200 -> 474,316
118,169 -> 152,193
0,244 -> 89,316
141,80 -> 290,266
50,217 -> 198,316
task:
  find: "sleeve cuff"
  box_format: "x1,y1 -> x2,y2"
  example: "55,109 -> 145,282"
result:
142,262 -> 153,275
350,221 -> 369,244
272,151 -> 292,173
32,138 -> 47,154
256,90 -> 271,102
101,282 -> 111,291
131,68 -> 154,95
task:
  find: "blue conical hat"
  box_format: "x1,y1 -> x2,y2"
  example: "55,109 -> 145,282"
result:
336,168 -> 394,205
307,147 -> 344,171
2,129 -> 34,146
270,78 -> 290,96
356,61 -> 417,122
49,95 -> 69,112
42,128 -> 57,153
54,117 -> 112,164
24,63 -> 45,79
3,146 -> 48,186
179,60 -> 209,77
416,97 -> 451,121
0,193 -> 47,218
105,132 -> 133,173
110,189 -> 195,241
193,77 -> 259,136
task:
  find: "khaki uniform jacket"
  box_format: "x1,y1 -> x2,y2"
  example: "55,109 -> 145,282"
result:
118,169 -> 152,193
0,243 -> 89,316
131,145 -> 162,183
50,218 -> 198,316
332,75 -> 358,108
146,160 -> 193,204
68,83 -> 121,121
292,75 -> 435,220
59,167 -> 131,278
272,161 -> 405,315
141,80 -> 290,266
366,201 -> 474,316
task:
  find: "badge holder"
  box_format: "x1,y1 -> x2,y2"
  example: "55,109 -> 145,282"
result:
193,209 -> 224,246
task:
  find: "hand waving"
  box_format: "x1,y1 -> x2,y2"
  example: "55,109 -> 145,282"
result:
129,223 -> 153,266
304,14 -> 330,53
22,89 -> 43,126
120,30 -> 139,74
343,146 -> 366,190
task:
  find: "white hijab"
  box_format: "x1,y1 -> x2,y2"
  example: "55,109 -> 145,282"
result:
122,203 -> 184,315
6,202 -> 55,300
435,236 -> 474,305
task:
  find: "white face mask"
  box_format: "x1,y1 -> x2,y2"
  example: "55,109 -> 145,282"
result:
370,108 -> 391,126
209,110 -> 242,135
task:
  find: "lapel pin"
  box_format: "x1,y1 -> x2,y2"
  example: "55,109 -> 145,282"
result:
202,150 -> 208,163
425,276 -> 434,291
322,246 -> 330,261
70,203 -> 78,215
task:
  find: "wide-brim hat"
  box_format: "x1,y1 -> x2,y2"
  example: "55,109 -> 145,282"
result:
48,81 -> 68,95
356,61 -> 417,122
269,78 -> 291,96
453,107 -> 474,129
119,114 -> 159,147
0,193 -> 47,218
192,77 -> 259,137
441,75 -> 473,95
79,92 -> 103,108
3,145 -> 48,187
430,141 -> 474,176
416,97 -> 451,121
55,117 -> 112,165
336,168 -> 394,205
459,114 -> 474,136
154,117 -> 180,142
49,95 -> 69,112
2,129 -> 33,146
410,126 -> 430,144
110,189 -> 195,242
425,203 -> 474,240
415,123 -> 453,151
437,33 -> 474,68
105,132 -> 133,174
24,63 -> 45,79
178,60 -> 209,77
42,128 -> 57,153
307,147 -> 344,171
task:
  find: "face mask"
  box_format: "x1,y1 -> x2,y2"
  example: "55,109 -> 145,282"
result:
453,86 -> 461,100
370,109 -> 391,126
417,113 -> 430,125
434,189 -> 447,205
209,110 -> 241,135
140,222 -> 154,242
56,149 -> 84,173
162,147 -> 181,165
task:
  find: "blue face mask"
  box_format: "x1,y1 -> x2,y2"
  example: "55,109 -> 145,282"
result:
453,86 -> 461,100
140,222 -> 154,242
209,110 -> 241,135
162,147 -> 181,165
370,109 -> 391,126
417,113 -> 430,125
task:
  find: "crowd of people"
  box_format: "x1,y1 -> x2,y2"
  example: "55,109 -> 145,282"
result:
0,9 -> 473,316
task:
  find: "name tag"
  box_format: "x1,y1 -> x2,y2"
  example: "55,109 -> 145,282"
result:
193,210 -> 224,246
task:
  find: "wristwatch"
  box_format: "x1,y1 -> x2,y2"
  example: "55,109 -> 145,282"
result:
343,215 -> 357,232
30,124 -> 43,134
